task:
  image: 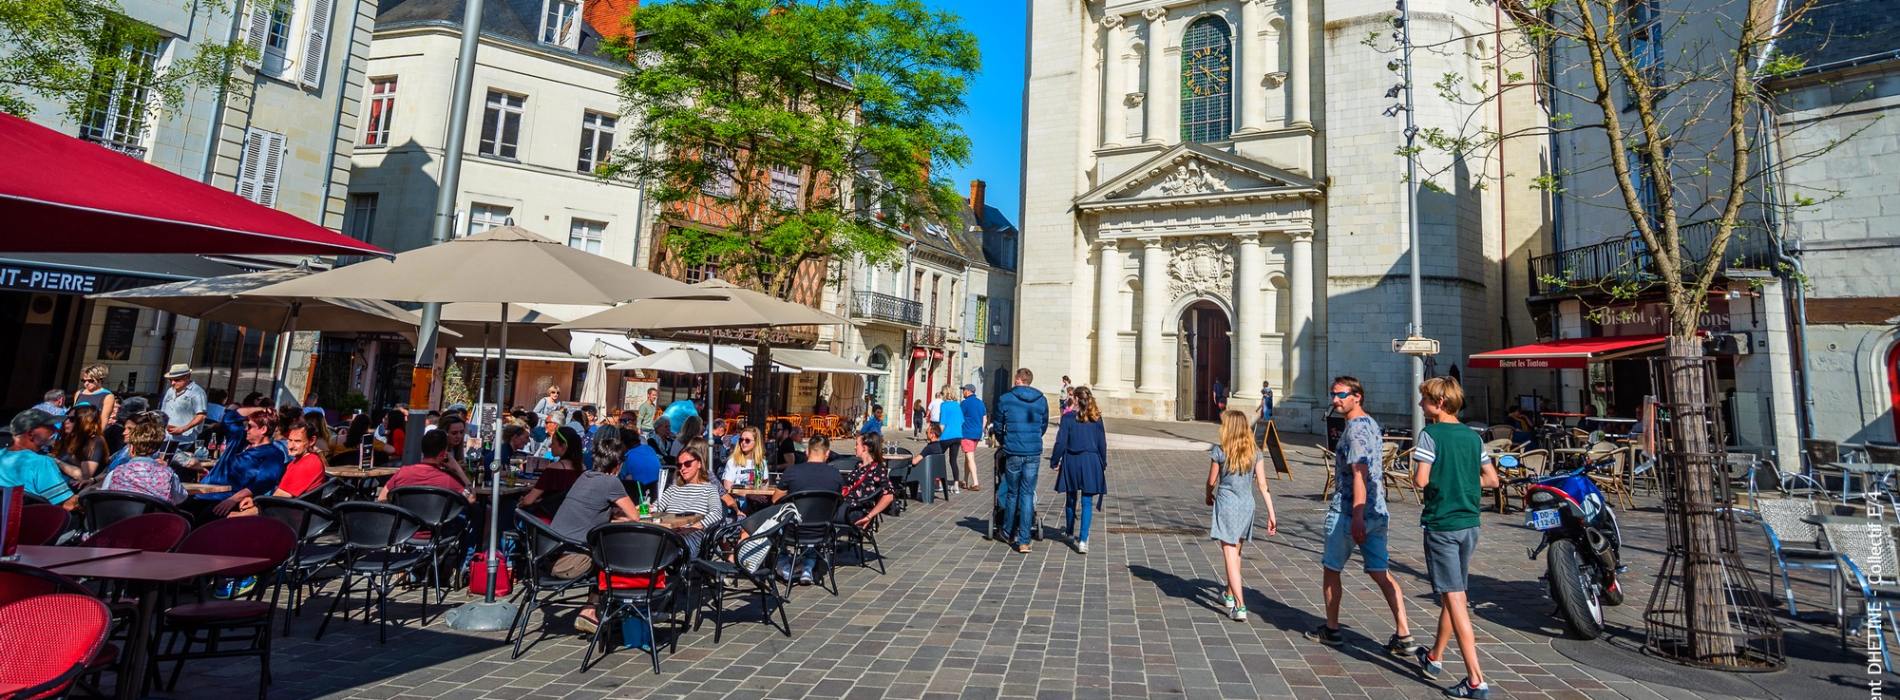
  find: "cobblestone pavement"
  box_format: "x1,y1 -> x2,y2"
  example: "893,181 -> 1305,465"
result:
166,428 -> 1875,699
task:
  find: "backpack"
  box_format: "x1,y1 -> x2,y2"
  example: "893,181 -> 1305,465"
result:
736,505 -> 801,574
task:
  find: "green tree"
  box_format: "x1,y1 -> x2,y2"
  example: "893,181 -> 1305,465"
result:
0,0 -> 247,120
603,0 -> 978,298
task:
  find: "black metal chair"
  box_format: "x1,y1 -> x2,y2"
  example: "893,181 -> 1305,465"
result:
387,486 -> 469,623
316,502 -> 427,644
297,478 -> 345,508
1805,438 -> 1844,492
253,496 -> 343,633
583,522 -> 688,674
507,509 -> 594,659
77,489 -> 180,534
834,497 -> 887,576
687,519 -> 791,643
782,490 -> 843,597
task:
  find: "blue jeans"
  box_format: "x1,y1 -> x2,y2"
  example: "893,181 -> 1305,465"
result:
998,454 -> 1039,545
1064,492 -> 1094,543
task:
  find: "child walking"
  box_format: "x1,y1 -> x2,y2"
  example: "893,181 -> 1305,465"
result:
1409,377 -> 1498,698
1207,409 -> 1278,621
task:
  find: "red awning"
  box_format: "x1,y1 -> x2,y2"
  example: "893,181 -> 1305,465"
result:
1467,335 -> 1667,370
0,112 -> 386,258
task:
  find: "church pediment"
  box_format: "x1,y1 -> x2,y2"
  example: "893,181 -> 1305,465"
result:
1075,143 -> 1321,211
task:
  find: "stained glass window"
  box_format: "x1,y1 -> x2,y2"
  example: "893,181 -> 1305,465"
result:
1179,17 -> 1233,143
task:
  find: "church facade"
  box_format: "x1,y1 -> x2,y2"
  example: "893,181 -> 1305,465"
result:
1018,0 -> 1548,431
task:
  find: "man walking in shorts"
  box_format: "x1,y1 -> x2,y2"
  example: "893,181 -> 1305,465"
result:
1307,376 -> 1413,655
1410,377 -> 1497,698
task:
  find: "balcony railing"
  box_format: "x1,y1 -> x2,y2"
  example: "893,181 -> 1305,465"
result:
1529,219 -> 1778,297
79,133 -> 147,160
909,325 -> 946,347
850,290 -> 923,327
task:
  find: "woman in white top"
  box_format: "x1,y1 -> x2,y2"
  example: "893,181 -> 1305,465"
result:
721,427 -> 768,488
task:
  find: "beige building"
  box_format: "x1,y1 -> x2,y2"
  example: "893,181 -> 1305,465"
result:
2,0 -> 376,410
1018,0 -> 1546,430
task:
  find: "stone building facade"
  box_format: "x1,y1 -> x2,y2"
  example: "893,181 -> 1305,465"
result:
1019,0 -> 1544,430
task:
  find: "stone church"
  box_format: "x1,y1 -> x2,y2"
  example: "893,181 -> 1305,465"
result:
1018,0 -> 1547,431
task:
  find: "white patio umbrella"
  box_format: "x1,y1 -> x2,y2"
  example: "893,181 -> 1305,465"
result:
579,338 -> 611,408
611,346 -> 748,375
555,278 -> 848,456
241,226 -> 719,628
90,266 -> 456,401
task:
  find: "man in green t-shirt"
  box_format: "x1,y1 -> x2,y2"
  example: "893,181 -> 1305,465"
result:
1408,377 -> 1498,699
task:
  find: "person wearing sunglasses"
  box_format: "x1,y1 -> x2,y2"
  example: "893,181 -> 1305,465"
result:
74,364 -> 117,425
655,446 -> 724,556
1306,376 -> 1411,655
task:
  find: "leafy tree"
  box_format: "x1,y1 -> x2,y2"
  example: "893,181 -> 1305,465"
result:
1376,0 -> 1857,665
602,0 -> 977,422
0,0 -> 246,120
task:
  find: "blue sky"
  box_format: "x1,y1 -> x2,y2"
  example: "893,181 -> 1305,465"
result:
926,0 -> 1026,225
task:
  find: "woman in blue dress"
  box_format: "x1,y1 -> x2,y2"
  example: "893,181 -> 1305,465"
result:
1207,409 -> 1278,621
1051,387 -> 1108,553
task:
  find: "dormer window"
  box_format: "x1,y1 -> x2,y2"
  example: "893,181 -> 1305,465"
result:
540,0 -> 582,49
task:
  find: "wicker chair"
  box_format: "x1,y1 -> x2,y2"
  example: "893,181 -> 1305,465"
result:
1382,445 -> 1421,504
1319,447 -> 1338,501
1586,448 -> 1635,509
1484,425 -> 1515,442
1747,496 -> 1837,617
1821,519 -> 1900,666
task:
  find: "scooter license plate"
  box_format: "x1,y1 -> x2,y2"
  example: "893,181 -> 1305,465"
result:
1527,508 -> 1562,531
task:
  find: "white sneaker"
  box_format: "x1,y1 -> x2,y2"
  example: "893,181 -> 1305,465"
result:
1076,541 -> 1089,554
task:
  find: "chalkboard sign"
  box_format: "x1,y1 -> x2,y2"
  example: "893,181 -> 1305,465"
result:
98,306 -> 138,360
1261,420 -> 1292,479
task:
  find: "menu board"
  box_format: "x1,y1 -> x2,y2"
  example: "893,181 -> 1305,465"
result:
97,306 -> 139,360
1262,420 -> 1291,479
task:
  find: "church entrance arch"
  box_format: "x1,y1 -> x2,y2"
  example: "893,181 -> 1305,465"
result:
1176,300 -> 1232,421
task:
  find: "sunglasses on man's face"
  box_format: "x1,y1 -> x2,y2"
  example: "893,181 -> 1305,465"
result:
1331,391 -> 1355,399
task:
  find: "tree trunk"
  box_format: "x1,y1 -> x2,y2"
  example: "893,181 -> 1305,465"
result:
1660,334 -> 1735,659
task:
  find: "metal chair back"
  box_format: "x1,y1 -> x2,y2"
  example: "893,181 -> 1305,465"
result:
19,505 -> 67,547
1754,496 -> 1823,549
0,562 -> 89,606
588,522 -> 686,590
1822,519 -> 1899,584
1804,439 -> 1841,469
80,512 -> 190,552
332,502 -> 426,553
1866,443 -> 1900,466
254,496 -> 338,544
77,489 -> 179,534
388,486 -> 468,529
175,516 -> 297,579
516,508 -> 587,566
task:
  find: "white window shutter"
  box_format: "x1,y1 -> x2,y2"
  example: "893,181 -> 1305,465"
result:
299,0 -> 333,88
235,128 -> 266,202
243,0 -> 271,67
258,131 -> 286,207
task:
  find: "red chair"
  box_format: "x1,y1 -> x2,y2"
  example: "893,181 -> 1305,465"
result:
0,593 -> 111,699
19,504 -> 68,547
154,517 -> 296,699
78,512 -> 190,552
0,562 -> 90,606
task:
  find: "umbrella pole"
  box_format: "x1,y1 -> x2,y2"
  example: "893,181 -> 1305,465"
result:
447,304 -> 516,630
707,335 -> 716,454
474,323 -> 491,442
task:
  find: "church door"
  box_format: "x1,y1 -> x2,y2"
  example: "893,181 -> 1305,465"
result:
1177,301 -> 1232,421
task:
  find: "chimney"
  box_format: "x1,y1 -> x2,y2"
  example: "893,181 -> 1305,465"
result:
584,0 -> 639,43
969,179 -> 986,216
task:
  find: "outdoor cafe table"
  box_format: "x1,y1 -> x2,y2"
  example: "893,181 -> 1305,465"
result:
730,487 -> 785,500
327,466 -> 399,500
1828,462 -> 1900,503
44,550 -> 269,700
182,482 -> 231,495
11,545 -> 137,569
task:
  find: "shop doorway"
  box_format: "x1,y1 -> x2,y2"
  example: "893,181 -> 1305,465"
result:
1176,301 -> 1232,422
0,292 -> 80,412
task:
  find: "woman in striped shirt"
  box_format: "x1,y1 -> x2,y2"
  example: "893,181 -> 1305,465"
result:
656,446 -> 725,556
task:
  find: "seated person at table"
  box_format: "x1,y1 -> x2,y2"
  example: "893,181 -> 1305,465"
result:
436,414 -> 476,484
1506,406 -> 1535,446
547,432 -> 641,633
673,417 -> 703,460
770,419 -> 800,466
100,412 -> 187,504
498,424 -> 532,466
0,410 -> 78,509
377,430 -> 473,503
650,419 -> 676,457
722,427 -> 770,489
185,407 -> 287,520
907,422 -> 952,492
519,426 -> 585,516
273,421 -> 330,499
773,436 -> 845,584
841,432 -> 897,529
619,426 -> 662,501
656,446 -> 725,556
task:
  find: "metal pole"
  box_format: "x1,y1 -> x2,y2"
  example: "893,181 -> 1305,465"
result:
473,323 -> 490,443
405,0 -> 486,463
1400,0 -> 1425,437
445,304 -> 515,628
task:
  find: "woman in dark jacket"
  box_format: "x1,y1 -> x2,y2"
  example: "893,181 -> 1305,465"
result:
1051,386 -> 1108,554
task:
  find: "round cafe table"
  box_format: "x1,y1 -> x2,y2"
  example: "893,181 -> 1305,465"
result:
326,466 -> 399,500
182,482 -> 231,495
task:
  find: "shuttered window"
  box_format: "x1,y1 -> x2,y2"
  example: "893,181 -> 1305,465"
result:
236,128 -> 287,207
299,0 -> 333,88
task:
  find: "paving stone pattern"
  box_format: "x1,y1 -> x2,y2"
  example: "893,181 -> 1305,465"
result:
173,431 -> 1872,699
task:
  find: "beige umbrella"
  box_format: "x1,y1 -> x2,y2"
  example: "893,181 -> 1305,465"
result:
239,225 -> 717,610
436,302 -> 582,354
579,338 -> 611,408
90,266 -> 457,400
611,346 -> 748,375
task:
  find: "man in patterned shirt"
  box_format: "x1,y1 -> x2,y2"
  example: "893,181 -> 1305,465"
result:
1307,376 -> 1413,656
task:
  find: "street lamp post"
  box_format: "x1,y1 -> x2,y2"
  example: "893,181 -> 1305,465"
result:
1386,0 -> 1426,437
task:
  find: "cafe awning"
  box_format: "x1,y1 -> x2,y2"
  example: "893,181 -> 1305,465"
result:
0,113 -> 387,258
770,348 -> 886,376
1467,334 -> 1667,370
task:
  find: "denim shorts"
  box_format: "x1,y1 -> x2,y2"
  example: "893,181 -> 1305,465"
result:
1321,511 -> 1390,573
1423,526 -> 1479,596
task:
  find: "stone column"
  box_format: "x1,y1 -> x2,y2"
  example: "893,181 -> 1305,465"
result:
1287,229 -> 1315,400
1288,0 -> 1311,127
1095,240 -> 1124,389
1232,233 -> 1265,403
1101,15 -> 1126,146
1237,0 -> 1265,133
1142,7 -> 1170,144
1137,237 -> 1170,395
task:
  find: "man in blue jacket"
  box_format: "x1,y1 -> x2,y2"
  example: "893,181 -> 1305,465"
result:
993,368 -> 1049,553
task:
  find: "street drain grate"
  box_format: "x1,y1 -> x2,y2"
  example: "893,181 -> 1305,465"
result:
1106,526 -> 1203,536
